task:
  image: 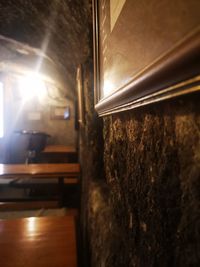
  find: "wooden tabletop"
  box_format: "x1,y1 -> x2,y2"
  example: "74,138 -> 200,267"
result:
0,216 -> 77,267
43,145 -> 76,154
0,163 -> 80,178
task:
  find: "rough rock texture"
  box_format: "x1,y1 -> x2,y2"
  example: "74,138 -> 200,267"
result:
0,0 -> 91,93
87,94 -> 200,267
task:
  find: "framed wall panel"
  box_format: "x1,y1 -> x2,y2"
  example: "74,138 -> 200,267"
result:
76,65 -> 85,125
93,0 -> 200,116
50,106 -> 70,120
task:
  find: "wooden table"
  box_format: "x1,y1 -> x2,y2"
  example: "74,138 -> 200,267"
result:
0,216 -> 77,267
0,163 -> 80,206
0,163 -> 80,178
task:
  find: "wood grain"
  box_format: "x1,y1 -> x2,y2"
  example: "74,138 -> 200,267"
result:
0,163 -> 80,178
0,216 -> 77,267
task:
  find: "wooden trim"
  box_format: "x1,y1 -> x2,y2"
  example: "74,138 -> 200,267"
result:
76,65 -> 85,124
93,0 -> 200,115
92,0 -> 100,105
97,75 -> 200,116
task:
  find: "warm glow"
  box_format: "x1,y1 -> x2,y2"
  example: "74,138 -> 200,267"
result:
0,83 -> 3,138
103,79 -> 115,97
18,73 -> 47,102
27,217 -> 36,232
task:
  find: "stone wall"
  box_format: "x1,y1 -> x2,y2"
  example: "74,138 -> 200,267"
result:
85,93 -> 200,267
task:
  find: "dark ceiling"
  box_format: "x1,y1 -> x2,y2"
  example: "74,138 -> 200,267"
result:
0,0 -> 92,96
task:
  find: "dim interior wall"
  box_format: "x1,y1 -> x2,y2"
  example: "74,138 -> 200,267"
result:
80,70 -> 200,267
9,100 -> 76,146
4,76 -> 76,145
0,74 -> 76,164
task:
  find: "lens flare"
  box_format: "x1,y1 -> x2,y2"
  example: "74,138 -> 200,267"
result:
18,73 -> 47,102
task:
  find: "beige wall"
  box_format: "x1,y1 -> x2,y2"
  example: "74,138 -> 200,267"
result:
0,73 -> 77,162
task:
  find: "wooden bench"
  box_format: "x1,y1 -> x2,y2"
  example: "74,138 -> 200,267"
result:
0,163 -> 80,207
0,201 -> 59,211
39,145 -> 78,163
43,145 -> 76,153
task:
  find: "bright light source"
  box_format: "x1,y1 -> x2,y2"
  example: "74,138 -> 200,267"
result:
0,83 -> 4,138
18,73 -> 47,102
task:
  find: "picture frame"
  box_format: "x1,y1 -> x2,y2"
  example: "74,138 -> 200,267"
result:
93,0 -> 200,116
50,106 -> 70,120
